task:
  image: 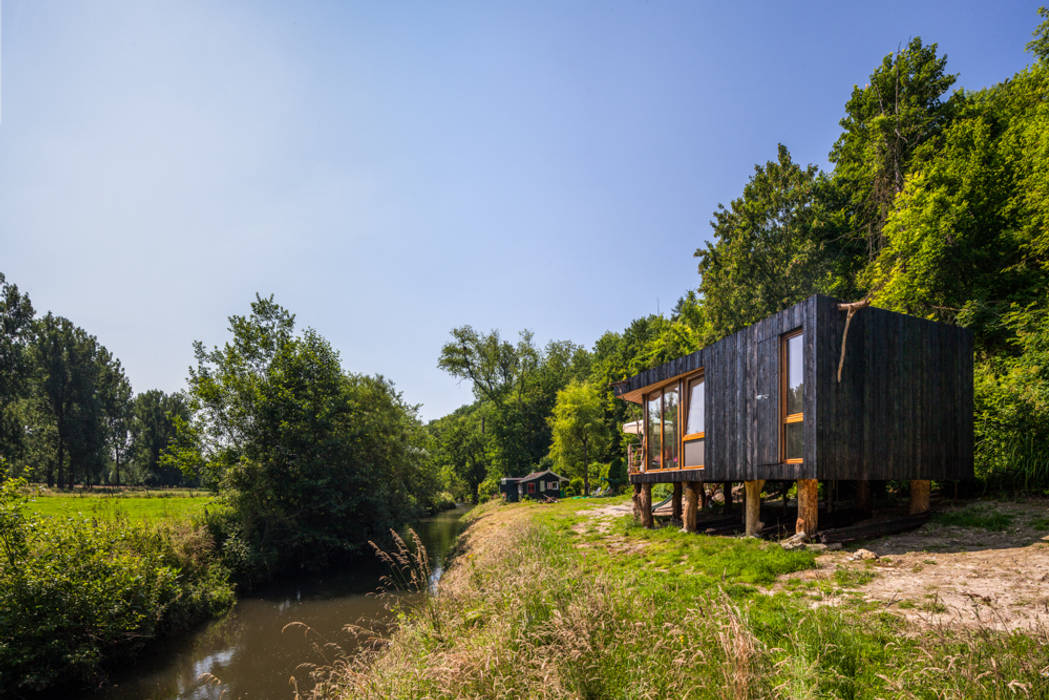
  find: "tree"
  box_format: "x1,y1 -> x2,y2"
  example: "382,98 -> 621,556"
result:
175,295 -> 435,576
830,38 -> 957,261
31,314 -> 126,488
547,380 -> 609,496
0,274 -> 36,462
438,326 -> 587,477
132,390 -> 189,486
429,404 -> 488,503
1027,6 -> 1049,63
695,145 -> 847,340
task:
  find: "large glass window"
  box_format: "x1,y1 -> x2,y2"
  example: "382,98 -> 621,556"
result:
782,330 -> 804,462
646,393 -> 662,470
662,385 -> 679,469
683,374 -> 705,468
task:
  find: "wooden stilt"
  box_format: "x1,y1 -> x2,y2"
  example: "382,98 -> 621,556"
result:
683,481 -> 699,532
723,481 -> 733,511
672,482 -> 683,523
640,482 -> 654,528
744,480 -> 765,536
796,478 -> 819,536
909,480 -> 931,515
855,479 -> 872,517
632,482 -> 642,522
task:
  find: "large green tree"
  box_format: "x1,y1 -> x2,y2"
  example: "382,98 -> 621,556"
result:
695,145 -> 846,340
547,380 -> 609,496
830,37 -> 957,262
31,314 -> 128,487
438,327 -> 587,477
0,274 -> 36,461
132,390 -> 190,486
177,295 -> 435,576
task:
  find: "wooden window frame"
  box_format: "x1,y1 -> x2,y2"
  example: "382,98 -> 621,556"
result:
780,328 -> 804,464
682,371 -> 705,468
642,371 -> 705,472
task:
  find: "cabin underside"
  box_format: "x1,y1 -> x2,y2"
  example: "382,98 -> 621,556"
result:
630,477 -> 933,538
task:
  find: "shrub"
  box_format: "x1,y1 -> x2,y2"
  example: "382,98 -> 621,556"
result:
0,477 -> 233,694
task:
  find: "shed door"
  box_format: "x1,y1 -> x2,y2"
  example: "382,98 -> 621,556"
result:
755,336 -> 780,465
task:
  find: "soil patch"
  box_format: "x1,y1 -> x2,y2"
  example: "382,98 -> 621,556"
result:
780,499 -> 1049,632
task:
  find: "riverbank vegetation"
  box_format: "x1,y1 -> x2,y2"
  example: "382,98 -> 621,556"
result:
321,499 -> 1049,698
0,476 -> 234,695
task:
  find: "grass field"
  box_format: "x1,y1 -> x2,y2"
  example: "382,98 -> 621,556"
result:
25,488 -> 216,523
319,497 -> 1049,699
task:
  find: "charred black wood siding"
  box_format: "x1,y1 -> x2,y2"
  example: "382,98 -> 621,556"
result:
814,297 -> 973,481
621,294 -> 973,485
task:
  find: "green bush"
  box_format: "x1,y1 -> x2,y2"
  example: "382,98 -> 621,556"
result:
0,477 -> 233,694
568,476 -> 584,497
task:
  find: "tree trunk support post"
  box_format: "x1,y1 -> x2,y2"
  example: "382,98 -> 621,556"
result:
744,480 -> 765,537
672,482 -> 683,523
632,482 -> 642,522
796,478 -> 819,536
683,481 -> 700,532
909,480 -> 931,515
640,482 -> 654,528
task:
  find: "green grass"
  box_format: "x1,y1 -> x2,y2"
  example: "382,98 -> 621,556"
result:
26,490 -> 215,523
932,503 -> 1015,531
319,497 -> 1049,699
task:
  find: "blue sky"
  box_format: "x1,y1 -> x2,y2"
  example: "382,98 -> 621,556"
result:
0,1 -> 1043,420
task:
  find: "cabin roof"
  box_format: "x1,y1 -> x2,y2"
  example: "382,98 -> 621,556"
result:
611,295 -> 826,404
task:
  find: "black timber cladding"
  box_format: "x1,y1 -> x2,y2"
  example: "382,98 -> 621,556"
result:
615,295 -> 973,483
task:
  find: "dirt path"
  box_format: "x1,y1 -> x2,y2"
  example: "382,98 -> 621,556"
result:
781,499 -> 1049,632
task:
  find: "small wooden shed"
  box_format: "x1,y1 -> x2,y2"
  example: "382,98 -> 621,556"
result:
613,295 -> 974,536
516,470 -> 567,500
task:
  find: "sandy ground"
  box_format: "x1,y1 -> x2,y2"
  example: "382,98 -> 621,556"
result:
578,498 -> 1049,632
778,500 -> 1049,632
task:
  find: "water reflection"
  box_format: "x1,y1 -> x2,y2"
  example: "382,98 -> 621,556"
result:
93,507 -> 468,700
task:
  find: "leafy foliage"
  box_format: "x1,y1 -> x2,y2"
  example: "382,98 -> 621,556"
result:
0,475 -> 233,694
175,295 -> 437,578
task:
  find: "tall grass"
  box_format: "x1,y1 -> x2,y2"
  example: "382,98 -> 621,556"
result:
305,500 -> 1049,699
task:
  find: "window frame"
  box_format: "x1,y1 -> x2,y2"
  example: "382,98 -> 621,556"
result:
682,371 -> 706,469
780,328 -> 804,464
642,370 -> 705,472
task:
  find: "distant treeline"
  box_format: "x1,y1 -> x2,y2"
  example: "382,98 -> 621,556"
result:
0,275 -> 190,488
431,10 -> 1049,498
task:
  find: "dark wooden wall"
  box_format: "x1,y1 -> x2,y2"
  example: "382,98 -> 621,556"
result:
619,294 -> 974,484
814,297 -> 973,481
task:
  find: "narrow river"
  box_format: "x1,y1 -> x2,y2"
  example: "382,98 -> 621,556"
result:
93,506 -> 469,700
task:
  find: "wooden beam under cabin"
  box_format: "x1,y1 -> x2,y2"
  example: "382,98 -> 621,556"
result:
672,482 -> 683,523
909,480 -> 931,515
744,480 -> 765,536
640,482 -> 654,528
683,481 -> 699,532
796,478 -> 818,535
632,483 -> 642,522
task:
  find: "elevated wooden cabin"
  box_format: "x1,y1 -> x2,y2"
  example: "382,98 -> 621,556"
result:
613,295 -> 973,536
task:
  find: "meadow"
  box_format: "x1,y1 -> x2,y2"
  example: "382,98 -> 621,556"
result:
312,497 -> 1049,699
25,487 -> 215,523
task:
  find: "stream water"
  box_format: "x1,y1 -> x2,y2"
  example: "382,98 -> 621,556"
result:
92,506 -> 469,700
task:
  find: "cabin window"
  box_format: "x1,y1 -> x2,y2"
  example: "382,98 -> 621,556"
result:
782,330 -> 804,463
646,393 -> 662,470
662,385 -> 679,469
539,481 -> 546,492
644,382 -> 683,470
683,373 -> 705,468
528,482 -> 536,494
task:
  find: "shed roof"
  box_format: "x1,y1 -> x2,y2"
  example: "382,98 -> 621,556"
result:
518,469 -> 567,482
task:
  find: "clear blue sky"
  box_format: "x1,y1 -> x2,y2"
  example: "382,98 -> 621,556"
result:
0,1 -> 1043,420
